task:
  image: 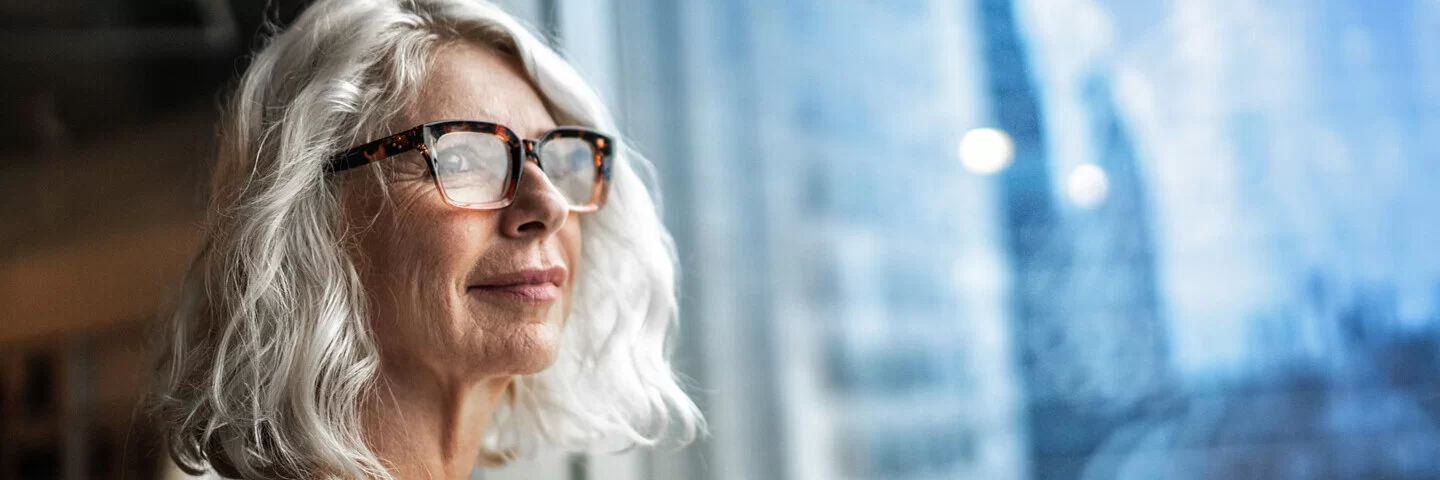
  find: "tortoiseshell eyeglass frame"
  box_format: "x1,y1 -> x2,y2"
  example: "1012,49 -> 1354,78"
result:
327,120 -> 614,212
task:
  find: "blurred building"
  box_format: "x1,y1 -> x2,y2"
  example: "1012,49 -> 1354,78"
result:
723,1 -> 1031,479
976,0 -> 1172,477
1019,0 -> 1440,478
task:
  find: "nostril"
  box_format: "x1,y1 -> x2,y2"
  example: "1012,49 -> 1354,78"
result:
516,220 -> 546,232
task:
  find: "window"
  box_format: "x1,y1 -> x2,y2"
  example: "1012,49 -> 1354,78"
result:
508,0 -> 1440,479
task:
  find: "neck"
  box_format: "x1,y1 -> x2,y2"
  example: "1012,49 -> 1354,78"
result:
363,361 -> 511,480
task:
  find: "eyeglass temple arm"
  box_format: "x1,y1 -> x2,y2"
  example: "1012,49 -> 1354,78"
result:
326,126 -> 426,173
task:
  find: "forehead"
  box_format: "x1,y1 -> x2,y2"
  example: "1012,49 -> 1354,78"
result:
401,42 -> 558,138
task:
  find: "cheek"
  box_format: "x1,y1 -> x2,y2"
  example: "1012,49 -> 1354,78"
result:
348,183 -> 497,348
366,199 -> 478,289
558,215 -> 584,310
563,215 -> 584,279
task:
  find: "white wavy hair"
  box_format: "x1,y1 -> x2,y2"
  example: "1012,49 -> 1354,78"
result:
149,0 -> 702,478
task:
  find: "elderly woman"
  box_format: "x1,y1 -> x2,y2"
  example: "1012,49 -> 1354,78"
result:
149,0 -> 703,478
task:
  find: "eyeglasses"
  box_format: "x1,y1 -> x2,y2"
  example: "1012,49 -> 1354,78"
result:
328,120 -> 613,212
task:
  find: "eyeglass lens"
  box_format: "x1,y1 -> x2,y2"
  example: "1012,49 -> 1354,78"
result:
432,132 -> 513,205
537,137 -> 599,206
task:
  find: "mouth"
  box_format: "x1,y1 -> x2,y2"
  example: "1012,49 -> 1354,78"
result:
468,266 -> 566,303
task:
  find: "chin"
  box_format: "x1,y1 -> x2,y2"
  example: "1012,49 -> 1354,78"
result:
477,320 -> 563,375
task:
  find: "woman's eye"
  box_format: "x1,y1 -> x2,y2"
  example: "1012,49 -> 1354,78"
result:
439,149 -> 477,171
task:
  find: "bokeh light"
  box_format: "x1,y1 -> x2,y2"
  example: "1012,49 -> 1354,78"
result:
958,127 -> 1015,174
1066,163 -> 1109,208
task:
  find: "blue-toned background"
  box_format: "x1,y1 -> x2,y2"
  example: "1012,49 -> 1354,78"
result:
596,0 -> 1440,479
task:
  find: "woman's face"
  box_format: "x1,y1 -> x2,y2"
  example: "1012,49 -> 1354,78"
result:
342,42 -> 581,379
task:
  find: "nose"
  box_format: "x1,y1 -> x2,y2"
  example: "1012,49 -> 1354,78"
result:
498,155 -> 569,238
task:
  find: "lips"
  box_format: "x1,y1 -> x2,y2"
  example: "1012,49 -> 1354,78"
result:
468,266 -> 567,302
